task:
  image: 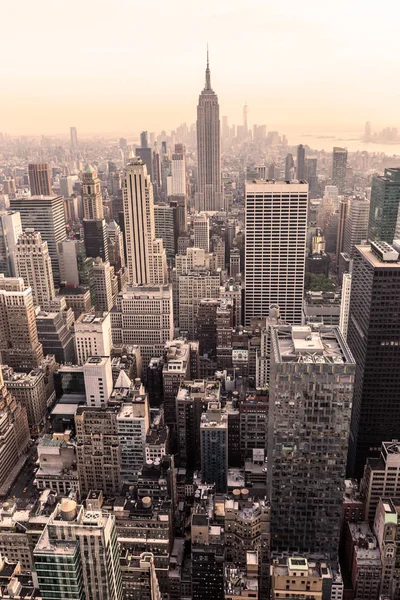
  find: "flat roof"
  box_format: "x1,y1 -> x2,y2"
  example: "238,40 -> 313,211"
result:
356,244 -> 400,269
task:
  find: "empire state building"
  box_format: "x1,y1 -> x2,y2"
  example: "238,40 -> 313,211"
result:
195,51 -> 223,212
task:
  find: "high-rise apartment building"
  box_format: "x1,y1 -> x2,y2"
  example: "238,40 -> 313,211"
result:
195,52 -> 223,212
15,229 -> 55,310
368,168 -> 400,244
28,163 -> 52,196
0,275 -> 44,371
70,126 -> 78,148
245,180 -> 308,325
34,499 -> 122,600
339,273 -> 351,339
123,157 -> 167,285
296,144 -> 305,180
268,325 -> 355,558
74,312 -> 112,365
111,284 -> 173,372
343,196 -> 370,258
347,241 -> 400,478
193,213 -> 209,252
0,210 -> 22,277
200,400 -> 228,492
82,164 -> 104,220
332,147 -> 348,194
171,145 -> 187,195
10,195 -> 66,285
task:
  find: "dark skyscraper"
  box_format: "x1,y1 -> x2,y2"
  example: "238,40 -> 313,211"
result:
284,153 -> 294,180
83,219 -> 109,262
28,163 -> 52,196
332,146 -> 348,194
140,131 -> 148,148
195,49 -> 223,212
368,168 -> 400,244
296,144 -> 305,180
347,241 -> 400,478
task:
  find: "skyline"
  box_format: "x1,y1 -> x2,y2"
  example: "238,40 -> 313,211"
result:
2,0 -> 400,135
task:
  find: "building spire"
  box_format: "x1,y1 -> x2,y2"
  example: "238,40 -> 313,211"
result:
205,44 -> 211,90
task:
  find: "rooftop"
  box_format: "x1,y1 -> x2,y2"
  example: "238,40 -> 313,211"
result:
272,325 -> 354,365
357,243 -> 400,268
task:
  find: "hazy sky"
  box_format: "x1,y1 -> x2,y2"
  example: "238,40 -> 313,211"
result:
2,0 -> 399,135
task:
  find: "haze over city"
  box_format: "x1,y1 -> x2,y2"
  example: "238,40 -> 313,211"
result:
2,0 -> 400,135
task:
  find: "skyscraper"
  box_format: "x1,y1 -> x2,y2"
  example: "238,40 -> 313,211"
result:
122,157 -> 167,285
339,272 -> 351,339
296,144 -> 305,180
245,180 -> 308,325
368,168 -> 400,244
0,275 -> 44,371
332,147 -> 348,194
284,153 -> 294,180
83,218 -> 109,262
195,50 -> 223,212
171,145 -> 187,195
15,229 -> 55,310
70,126 -> 78,148
82,164 -> 104,220
10,195 -> 66,285
347,241 -> 400,478
92,258 -> 114,312
343,196 -> 370,257
28,163 -> 52,196
268,324 -> 355,558
74,312 -> 113,365
200,400 -> 228,493
34,500 -> 122,600
0,210 -> 22,277
193,213 -> 209,252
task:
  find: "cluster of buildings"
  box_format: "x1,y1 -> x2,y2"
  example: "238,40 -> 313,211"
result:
0,55 -> 400,600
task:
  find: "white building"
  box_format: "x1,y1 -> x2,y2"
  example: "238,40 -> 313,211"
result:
15,229 -> 55,310
193,214 -> 210,253
74,312 -> 112,365
339,273 -> 352,339
245,180 -> 308,325
111,284 -> 174,371
93,258 -> 114,312
0,210 -> 22,277
117,394 -> 150,481
171,148 -> 186,195
122,157 -> 167,285
83,356 -> 113,407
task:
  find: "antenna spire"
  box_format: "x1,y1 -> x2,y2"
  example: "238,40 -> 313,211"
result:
205,44 -> 211,90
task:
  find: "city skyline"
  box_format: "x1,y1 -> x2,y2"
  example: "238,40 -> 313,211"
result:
2,0 -> 400,135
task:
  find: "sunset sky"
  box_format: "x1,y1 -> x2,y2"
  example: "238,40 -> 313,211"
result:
2,0 -> 399,135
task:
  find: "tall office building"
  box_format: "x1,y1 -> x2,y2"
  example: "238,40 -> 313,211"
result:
268,325 -> 355,558
10,195 -> 66,285
0,210 -> 22,276
107,220 -> 125,271
178,271 -> 221,339
15,229 -> 55,310
343,196 -> 370,258
171,145 -> 187,195
70,126 -> 78,148
0,275 -> 44,371
368,168 -> 400,244
82,164 -> 104,220
195,51 -> 223,212
59,175 -> 74,198
245,180 -> 308,325
123,157 -> 167,285
200,400 -> 228,493
332,147 -> 348,194
83,218 -> 109,262
74,312 -> 112,365
347,241 -> 400,478
284,153 -> 294,180
193,213 -> 209,252
34,500 -> 122,600
154,203 -> 178,265
92,258 -> 114,312
339,272 -> 351,339
336,196 -> 350,264
296,144 -> 305,180
58,239 -> 92,286
111,284 -> 174,371
28,163 -> 52,196
117,392 -> 150,481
